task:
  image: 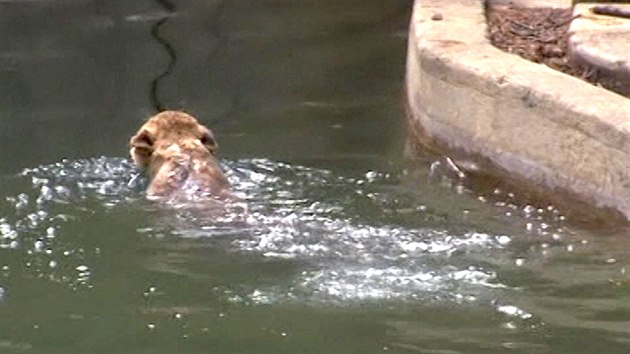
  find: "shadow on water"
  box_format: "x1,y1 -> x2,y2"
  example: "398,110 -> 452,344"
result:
0,0 -> 629,353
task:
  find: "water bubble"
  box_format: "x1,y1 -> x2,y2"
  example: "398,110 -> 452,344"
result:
496,235 -> 511,245
31,177 -> 48,187
496,305 -> 533,319
34,240 -> 45,252
46,227 -> 56,239
365,170 -> 378,182
0,223 -> 18,240
36,185 -> 54,205
97,180 -> 116,195
502,321 -> 517,330
15,193 -> 29,209
54,186 -> 71,200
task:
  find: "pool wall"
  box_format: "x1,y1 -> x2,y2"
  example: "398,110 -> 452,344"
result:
405,0 -> 630,220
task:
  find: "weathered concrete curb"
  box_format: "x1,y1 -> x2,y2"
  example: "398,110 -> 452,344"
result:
488,0 -> 570,8
568,3 -> 630,97
405,0 -> 630,219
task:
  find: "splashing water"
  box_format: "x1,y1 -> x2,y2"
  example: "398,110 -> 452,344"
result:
1,157 -> 576,307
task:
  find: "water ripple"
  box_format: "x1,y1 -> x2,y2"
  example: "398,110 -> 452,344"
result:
1,157 -> 584,306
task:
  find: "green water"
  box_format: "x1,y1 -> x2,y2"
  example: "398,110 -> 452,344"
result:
0,1 -> 629,353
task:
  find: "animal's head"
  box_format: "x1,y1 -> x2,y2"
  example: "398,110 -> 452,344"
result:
129,111 -> 219,170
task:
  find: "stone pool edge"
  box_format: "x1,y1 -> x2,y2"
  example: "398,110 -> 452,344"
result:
405,0 -> 630,220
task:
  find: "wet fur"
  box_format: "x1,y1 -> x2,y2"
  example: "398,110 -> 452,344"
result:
129,111 -> 231,199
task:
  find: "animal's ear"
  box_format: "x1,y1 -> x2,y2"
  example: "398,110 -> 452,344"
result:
129,129 -> 154,167
200,131 -> 218,155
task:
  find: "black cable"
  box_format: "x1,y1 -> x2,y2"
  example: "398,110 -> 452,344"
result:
149,0 -> 177,112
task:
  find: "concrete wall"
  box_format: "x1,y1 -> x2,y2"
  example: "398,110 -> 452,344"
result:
405,0 -> 630,219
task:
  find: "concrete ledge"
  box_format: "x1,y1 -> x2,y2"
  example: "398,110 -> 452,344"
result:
568,3 -> 630,96
405,0 -> 630,219
488,0 -> 571,8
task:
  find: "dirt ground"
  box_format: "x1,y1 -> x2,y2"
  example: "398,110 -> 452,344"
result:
486,5 -> 629,98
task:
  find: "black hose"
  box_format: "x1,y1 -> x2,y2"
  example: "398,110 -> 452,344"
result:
149,0 -> 177,113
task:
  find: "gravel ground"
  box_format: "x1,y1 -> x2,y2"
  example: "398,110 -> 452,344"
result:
486,5 -> 628,98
